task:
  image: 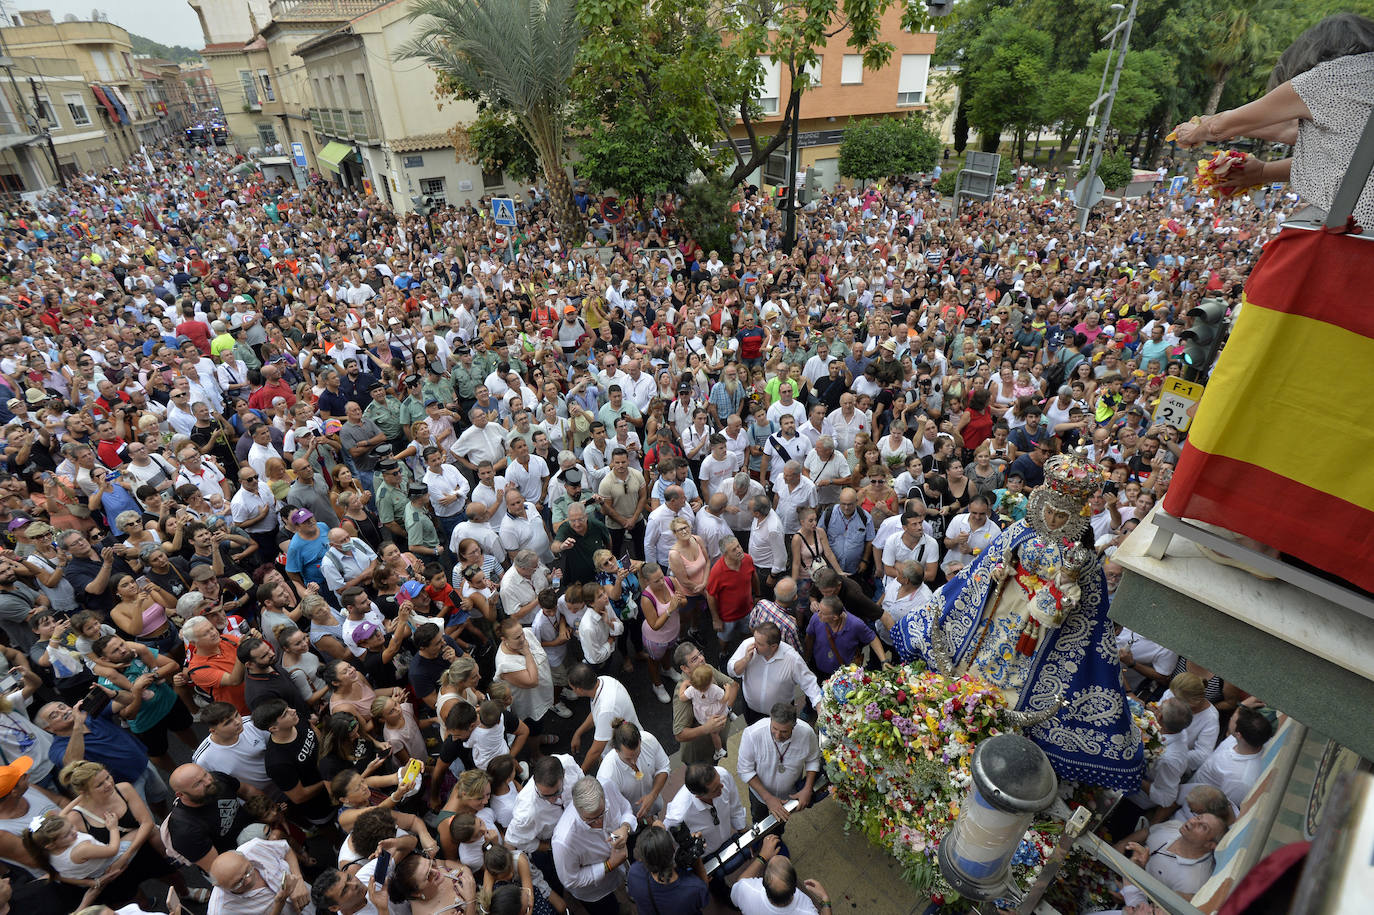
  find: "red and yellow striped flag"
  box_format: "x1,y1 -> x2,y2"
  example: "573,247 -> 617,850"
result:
1164,225 -> 1374,590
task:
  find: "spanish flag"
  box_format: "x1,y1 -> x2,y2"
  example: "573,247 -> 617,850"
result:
1164,224 -> 1374,591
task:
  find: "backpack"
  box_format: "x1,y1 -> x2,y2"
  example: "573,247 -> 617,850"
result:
822,503 -> 870,531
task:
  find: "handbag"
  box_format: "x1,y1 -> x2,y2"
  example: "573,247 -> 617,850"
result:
1164,106 -> 1374,591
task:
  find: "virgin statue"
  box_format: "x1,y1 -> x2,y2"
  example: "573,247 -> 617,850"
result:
892,454 -> 1145,790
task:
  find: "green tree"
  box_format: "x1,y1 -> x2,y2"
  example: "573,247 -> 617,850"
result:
576,121 -> 694,206
960,11 -> 1053,153
1039,48 -> 1172,166
1079,151 -> 1134,190
839,116 -> 942,182
676,177 -> 735,259
449,107 -> 540,184
398,0 -> 585,239
572,0 -> 747,189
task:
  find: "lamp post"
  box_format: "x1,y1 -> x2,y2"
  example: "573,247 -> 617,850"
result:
1077,3 -> 1126,166
1077,0 -> 1139,230
937,734 -> 1058,907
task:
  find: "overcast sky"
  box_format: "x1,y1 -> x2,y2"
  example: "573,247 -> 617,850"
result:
9,2 -> 205,50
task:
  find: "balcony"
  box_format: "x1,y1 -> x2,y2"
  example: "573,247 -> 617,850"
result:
309,106 -> 377,142
269,0 -> 380,21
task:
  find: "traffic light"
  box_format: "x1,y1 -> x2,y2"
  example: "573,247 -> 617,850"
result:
1179,298 -> 1229,379
776,186 -> 793,211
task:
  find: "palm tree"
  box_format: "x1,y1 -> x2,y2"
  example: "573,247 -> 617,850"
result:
398,0 -> 585,239
1200,1 -> 1271,115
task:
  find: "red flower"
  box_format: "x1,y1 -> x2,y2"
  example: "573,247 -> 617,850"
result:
883,709 -> 894,721
897,690 -> 907,703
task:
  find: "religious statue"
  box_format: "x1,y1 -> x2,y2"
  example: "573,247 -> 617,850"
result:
893,454 -> 1145,790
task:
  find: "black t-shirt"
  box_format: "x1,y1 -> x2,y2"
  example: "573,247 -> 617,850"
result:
355,646 -> 399,689
166,772 -> 252,862
244,665 -> 312,719
263,726 -> 333,822
145,557 -> 193,599
408,639 -> 463,702
66,556 -> 124,614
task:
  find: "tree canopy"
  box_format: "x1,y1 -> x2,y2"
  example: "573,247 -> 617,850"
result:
838,116 -> 942,182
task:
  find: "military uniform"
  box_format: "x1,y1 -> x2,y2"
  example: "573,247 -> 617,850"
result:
365,395 -> 405,442
450,363 -> 482,402
404,500 -> 441,558
399,395 -> 427,433
375,476 -> 410,540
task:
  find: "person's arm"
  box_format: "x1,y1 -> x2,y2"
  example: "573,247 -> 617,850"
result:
1178,82 -> 1311,148
86,547 -> 118,594
501,646 -> 541,689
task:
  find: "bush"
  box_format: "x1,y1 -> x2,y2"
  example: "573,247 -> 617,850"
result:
840,116 -> 942,182
935,171 -> 957,196
677,177 -> 734,259
1078,151 -> 1133,191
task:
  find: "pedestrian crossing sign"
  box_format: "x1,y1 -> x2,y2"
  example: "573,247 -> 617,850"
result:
492,197 -> 516,226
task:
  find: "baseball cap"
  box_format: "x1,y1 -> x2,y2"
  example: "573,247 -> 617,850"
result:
22,521 -> 53,538
289,508 -> 314,525
564,304 -> 576,314
189,563 -> 218,581
398,580 -> 424,599
352,621 -> 380,642
0,756 -> 32,796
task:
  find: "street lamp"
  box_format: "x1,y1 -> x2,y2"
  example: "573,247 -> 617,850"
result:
1077,0 -> 1139,229
937,734 -> 1058,906
1077,3 -> 1126,166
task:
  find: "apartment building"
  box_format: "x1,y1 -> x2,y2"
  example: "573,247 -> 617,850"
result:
737,7 -> 937,188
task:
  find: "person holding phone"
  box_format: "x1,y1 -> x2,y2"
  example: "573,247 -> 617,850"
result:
35,698 -> 170,812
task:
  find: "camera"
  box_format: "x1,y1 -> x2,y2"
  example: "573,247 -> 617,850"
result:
669,823 -> 706,869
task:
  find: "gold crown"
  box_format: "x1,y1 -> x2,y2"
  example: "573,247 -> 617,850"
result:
1042,454 -> 1105,504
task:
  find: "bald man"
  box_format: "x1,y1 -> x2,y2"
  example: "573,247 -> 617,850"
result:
696,492 -> 732,562
166,763 -> 256,872
208,841 -> 311,915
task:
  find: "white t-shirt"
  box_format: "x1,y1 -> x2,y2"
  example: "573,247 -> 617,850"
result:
590,676 -> 640,742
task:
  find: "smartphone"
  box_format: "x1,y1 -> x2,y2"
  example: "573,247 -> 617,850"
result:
79,685 -> 113,717
372,850 -> 391,889
106,469 -> 121,481
136,575 -> 151,589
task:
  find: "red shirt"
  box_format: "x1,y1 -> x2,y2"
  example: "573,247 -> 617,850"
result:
95,437 -> 126,469
706,553 -> 756,623
248,379 -> 297,410
176,319 -> 212,354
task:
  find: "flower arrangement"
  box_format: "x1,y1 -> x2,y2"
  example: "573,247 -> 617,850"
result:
1192,149 -> 1264,199
819,662 -> 1161,911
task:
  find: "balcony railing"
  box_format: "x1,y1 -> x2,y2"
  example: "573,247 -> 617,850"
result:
270,0 -> 380,21
309,107 -> 377,142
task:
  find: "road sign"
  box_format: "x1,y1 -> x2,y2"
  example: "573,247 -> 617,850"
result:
600,196 -> 624,224
1152,376 -> 1204,432
1169,175 -> 1187,195
290,142 -> 307,168
492,197 -> 517,227
1075,176 -> 1106,210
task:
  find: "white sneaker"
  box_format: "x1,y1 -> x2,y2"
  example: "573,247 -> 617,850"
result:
713,747 -> 729,761
560,688 -> 579,702
551,702 -> 573,718
664,667 -> 683,682
652,684 -> 671,704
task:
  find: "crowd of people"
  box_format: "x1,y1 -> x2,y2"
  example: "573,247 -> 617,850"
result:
0,128 -> 1301,915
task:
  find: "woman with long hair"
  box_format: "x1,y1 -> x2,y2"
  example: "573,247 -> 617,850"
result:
666,517 -> 709,636
637,562 -> 682,705
625,825 -> 709,915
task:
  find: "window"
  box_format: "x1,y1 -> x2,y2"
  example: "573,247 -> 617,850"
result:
801,59 -> 821,89
256,123 -> 278,148
897,54 -> 930,106
841,55 -> 863,85
258,69 -> 276,102
239,70 -> 260,108
64,93 -> 90,126
419,176 -> 447,205
481,167 -> 503,191
756,57 -> 782,116
32,94 -> 56,126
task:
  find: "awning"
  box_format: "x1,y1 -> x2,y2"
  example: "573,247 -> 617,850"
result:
90,85 -> 120,123
108,86 -> 137,121
316,141 -> 354,172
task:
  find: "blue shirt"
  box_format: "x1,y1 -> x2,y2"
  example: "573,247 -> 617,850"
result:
48,706 -> 149,783
822,505 -> 874,574
285,523 -> 331,586
806,611 -> 875,677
